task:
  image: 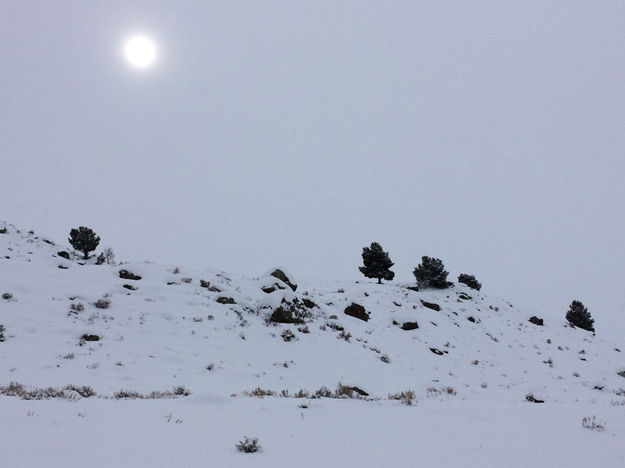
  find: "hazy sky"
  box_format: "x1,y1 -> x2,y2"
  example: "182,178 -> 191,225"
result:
2,1 -> 624,341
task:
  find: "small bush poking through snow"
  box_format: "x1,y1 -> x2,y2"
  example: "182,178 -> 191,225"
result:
236,436 -> 261,453
94,297 -> 111,309
2,293 -> 13,300
244,388 -> 276,398
173,385 -> 190,396
582,416 -> 605,431
0,325 -> 5,342
281,329 -> 296,342
388,390 -> 416,406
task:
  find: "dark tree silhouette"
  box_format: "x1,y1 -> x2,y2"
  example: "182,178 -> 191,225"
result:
68,226 -> 100,260
359,242 -> 395,284
566,300 -> 594,332
413,256 -> 451,289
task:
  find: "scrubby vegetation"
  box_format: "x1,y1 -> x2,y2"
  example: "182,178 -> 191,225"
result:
457,273 -> 481,291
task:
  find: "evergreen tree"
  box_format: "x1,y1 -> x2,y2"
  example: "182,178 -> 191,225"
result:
359,242 -> 395,284
458,273 -> 482,291
68,226 -> 100,260
566,300 -> 595,332
413,256 -> 450,289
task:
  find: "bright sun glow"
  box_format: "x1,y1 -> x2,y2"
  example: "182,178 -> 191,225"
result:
124,35 -> 157,68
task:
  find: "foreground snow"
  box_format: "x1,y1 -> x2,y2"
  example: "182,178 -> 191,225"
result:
2,397 -> 623,468
1,222 -> 624,466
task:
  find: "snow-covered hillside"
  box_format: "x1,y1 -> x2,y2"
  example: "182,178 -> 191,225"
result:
1,221 -> 624,467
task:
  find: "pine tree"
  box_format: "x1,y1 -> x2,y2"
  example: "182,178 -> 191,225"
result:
68,226 -> 100,260
413,256 -> 450,289
566,300 -> 595,332
359,242 -> 395,284
458,273 -> 482,291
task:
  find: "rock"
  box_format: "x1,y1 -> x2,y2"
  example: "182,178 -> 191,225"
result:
401,321 -> 419,331
122,284 -> 137,291
199,280 -> 210,288
302,298 -> 317,309
261,282 -> 286,294
467,316 -> 476,323
57,251 -> 70,259
269,268 -> 297,292
58,265 -> 68,270
119,269 -> 141,281
269,298 -> 310,324
80,334 -> 99,342
344,302 -> 369,322
216,296 -> 236,305
429,347 -> 444,355
421,300 -> 441,311
458,292 -> 472,300
529,316 -> 544,326
526,393 -> 544,403
406,286 -> 419,292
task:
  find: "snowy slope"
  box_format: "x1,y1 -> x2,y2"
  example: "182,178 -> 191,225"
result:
1,221 -> 624,467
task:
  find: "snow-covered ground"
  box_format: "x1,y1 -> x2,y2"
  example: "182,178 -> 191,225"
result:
1,222 -> 624,467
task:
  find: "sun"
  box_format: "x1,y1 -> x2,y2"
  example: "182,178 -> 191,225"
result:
123,35 -> 157,68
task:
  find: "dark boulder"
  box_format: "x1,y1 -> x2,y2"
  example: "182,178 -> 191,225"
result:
421,300 -> 441,311
57,251 -> 70,259
119,269 -> 141,281
344,302 -> 369,322
269,268 -> 297,292
401,321 -> 419,331
216,296 -> 236,305
528,316 -> 544,326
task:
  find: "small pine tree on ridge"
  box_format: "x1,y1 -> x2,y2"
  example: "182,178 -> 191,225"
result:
68,226 -> 100,260
566,300 -> 594,332
413,256 -> 450,289
359,242 -> 395,284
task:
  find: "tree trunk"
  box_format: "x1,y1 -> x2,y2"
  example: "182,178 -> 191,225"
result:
83,251 -> 89,260
377,277 -> 381,284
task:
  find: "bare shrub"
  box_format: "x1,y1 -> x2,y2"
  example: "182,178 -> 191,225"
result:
94,298 -> 111,309
173,385 -> 190,396
65,385 -> 96,398
314,386 -> 332,398
245,388 -> 275,398
2,293 -> 13,300
337,331 -> 352,342
181,277 -> 192,284
70,302 -> 84,312
0,325 -> 5,342
582,416 -> 605,431
281,329 -> 296,342
388,390 -> 416,406
236,436 -> 261,453
380,354 -> 390,364
0,382 -> 94,400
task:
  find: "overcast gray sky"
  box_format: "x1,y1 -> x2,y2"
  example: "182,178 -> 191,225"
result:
2,1 -> 624,342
